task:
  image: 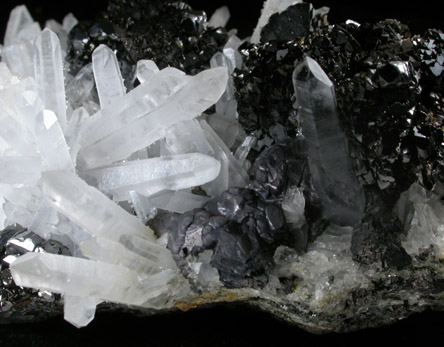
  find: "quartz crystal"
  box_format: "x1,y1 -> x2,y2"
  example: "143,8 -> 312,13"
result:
92,44 -> 126,108
34,29 -> 67,131
77,66 -> 228,169
1,0 -> 444,335
79,153 -> 221,201
293,56 -> 365,226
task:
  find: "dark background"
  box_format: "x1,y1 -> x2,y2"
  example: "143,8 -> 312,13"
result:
1,0 -> 444,346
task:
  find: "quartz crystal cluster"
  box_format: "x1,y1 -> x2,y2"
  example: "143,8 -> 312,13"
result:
1,0 -> 444,333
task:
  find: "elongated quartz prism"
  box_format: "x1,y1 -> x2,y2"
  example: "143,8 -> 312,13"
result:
293,56 -> 365,226
40,170 -> 154,241
34,29 -> 67,131
80,153 -> 221,201
77,67 -> 228,169
92,44 -> 126,108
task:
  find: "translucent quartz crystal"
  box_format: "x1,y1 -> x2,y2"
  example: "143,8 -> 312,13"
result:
15,91 -> 74,172
200,119 -> 249,194
79,153 -> 221,201
281,186 -> 306,227
223,35 -> 243,70
4,5 -> 35,47
0,156 -> 42,184
398,183 -> 444,257
0,115 -> 37,156
34,29 -> 67,131
10,252 -> 177,306
64,107 -> 89,163
136,60 -> 160,84
210,52 -> 237,118
40,170 -> 154,241
234,135 -> 256,169
62,13 -> 78,33
129,191 -> 157,224
2,5 -> 40,77
65,64 -> 98,115
80,236 -> 175,275
44,20 -> 68,57
92,45 -> 126,108
64,295 -> 101,329
206,113 -> 240,149
251,0 -> 302,43
293,56 -> 365,226
147,189 -> 210,213
208,6 -> 230,28
77,66 -> 227,169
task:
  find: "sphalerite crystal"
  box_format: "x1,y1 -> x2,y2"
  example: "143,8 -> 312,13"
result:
1,0 -> 444,334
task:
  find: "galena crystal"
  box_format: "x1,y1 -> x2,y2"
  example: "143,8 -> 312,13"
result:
1,0 -> 444,335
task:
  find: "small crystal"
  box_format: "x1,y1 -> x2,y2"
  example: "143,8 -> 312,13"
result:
136,60 -> 160,84
92,44 -> 126,108
64,295 -> 101,329
208,6 -> 230,28
148,189 -> 210,213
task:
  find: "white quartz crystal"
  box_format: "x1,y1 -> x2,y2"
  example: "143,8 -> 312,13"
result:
78,67 -> 227,169
136,59 -> 160,84
64,295 -> 102,329
40,170 -> 154,241
34,29 -> 67,131
208,6 -> 230,28
10,252 -> 175,306
79,153 -> 221,201
147,189 -> 210,213
92,44 -> 126,108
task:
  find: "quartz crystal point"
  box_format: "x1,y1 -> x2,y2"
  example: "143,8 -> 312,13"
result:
210,52 -> 238,118
293,56 -> 365,226
80,153 -> 221,201
77,66 -> 228,169
15,91 -> 74,173
251,0 -> 302,43
34,29 -> 67,131
208,6 -> 230,28
136,59 -> 160,84
64,295 -> 101,329
92,44 -> 126,108
2,5 -> 40,78
10,252 -> 174,306
40,170 -> 155,241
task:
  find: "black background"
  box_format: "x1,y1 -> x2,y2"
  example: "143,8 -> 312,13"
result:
1,1 -> 444,346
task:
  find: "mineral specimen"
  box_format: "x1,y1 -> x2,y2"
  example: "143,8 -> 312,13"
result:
1,0 -> 444,335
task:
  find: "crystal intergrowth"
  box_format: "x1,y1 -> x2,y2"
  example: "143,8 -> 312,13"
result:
0,5 -> 241,328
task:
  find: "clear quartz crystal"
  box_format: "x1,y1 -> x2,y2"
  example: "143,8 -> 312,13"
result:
40,170 -> 154,241
293,56 -> 365,226
10,252 -> 174,306
79,153 -> 221,201
2,6 -> 40,78
136,60 -> 160,84
92,44 -> 126,108
34,29 -> 67,131
77,66 -> 228,169
64,295 -> 102,329
147,189 -> 210,213
206,113 -> 240,149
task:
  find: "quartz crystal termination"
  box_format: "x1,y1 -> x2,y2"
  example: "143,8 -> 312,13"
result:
34,28 -> 68,131
77,66 -> 228,169
293,56 -> 365,226
79,153 -> 221,201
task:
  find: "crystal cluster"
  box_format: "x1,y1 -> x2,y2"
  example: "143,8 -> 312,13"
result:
1,0 -> 444,334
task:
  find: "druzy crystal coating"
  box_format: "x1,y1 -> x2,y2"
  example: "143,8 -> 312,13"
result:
1,0 -> 444,334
